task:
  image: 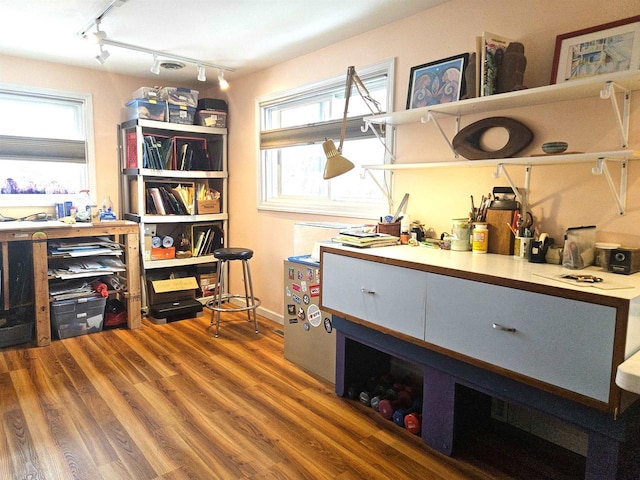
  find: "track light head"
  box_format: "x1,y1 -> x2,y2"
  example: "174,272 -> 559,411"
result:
150,55 -> 161,75
95,47 -> 110,65
197,64 -> 206,82
218,70 -> 229,90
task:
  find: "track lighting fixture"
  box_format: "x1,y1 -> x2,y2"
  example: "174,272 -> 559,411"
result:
150,55 -> 161,75
197,64 -> 206,82
80,15 -> 234,84
218,70 -> 229,90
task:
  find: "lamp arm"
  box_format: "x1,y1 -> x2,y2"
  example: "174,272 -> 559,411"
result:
338,66 -> 355,153
352,70 -> 383,115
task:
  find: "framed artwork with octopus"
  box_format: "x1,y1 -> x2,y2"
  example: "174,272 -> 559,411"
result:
406,53 -> 469,109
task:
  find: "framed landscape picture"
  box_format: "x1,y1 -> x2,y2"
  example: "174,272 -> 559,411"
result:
406,53 -> 469,109
551,15 -> 640,84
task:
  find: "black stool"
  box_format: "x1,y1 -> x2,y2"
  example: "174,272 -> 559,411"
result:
206,247 -> 260,337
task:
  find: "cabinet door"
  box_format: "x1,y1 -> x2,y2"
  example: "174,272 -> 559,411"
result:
322,253 -> 427,339
425,274 -> 616,402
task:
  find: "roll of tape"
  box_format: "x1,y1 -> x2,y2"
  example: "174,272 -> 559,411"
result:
162,235 -> 174,248
151,236 -> 162,248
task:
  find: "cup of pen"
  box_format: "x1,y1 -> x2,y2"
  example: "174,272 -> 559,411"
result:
514,236 -> 531,259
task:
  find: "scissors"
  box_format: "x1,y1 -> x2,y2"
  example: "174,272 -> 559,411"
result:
561,274 -> 603,283
516,211 -> 533,235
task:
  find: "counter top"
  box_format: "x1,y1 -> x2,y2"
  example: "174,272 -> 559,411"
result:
0,220 -> 135,232
321,243 -> 640,302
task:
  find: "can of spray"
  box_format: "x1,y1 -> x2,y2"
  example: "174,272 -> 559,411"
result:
472,223 -> 488,254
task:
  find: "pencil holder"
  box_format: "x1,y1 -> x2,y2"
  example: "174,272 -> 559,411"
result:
377,222 -> 401,237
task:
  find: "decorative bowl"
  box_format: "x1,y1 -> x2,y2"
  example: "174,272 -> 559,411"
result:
542,141 -> 568,154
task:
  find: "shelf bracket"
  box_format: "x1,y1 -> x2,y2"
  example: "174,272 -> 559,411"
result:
492,163 -> 530,214
423,111 -> 460,157
591,157 -> 627,215
600,81 -> 630,148
363,119 -> 396,162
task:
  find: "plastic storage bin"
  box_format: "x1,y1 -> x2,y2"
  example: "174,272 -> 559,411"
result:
167,104 -> 196,125
195,110 -> 227,128
126,99 -> 167,121
51,296 -> 107,339
159,87 -> 198,108
0,321 -> 34,348
131,86 -> 160,100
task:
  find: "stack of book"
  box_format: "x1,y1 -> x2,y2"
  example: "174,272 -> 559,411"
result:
336,230 -> 400,248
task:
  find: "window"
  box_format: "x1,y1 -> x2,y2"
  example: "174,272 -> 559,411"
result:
259,59 -> 394,218
0,84 -> 95,207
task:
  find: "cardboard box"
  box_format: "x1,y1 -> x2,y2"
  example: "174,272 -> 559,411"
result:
197,198 -> 220,214
198,273 -> 218,297
147,277 -> 199,306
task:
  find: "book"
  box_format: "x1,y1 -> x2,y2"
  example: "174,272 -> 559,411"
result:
480,32 -> 512,97
147,187 -> 166,215
192,231 -> 205,256
335,232 -> 400,248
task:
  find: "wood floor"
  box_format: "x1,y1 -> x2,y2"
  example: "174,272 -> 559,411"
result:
0,310 -> 585,480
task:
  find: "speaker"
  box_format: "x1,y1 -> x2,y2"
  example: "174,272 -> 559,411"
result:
609,248 -> 640,275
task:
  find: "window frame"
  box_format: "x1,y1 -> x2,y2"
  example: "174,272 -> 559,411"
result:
257,59 -> 395,218
0,82 -> 96,208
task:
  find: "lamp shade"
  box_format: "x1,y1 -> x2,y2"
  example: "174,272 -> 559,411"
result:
322,139 -> 354,179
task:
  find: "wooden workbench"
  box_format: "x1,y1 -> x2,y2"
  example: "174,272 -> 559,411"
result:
0,220 -> 141,346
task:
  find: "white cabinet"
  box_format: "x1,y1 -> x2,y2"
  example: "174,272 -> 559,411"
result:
321,252 -> 427,339
425,274 -> 616,402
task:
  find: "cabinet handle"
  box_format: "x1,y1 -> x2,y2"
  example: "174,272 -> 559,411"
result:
361,288 -> 376,294
492,323 -> 516,333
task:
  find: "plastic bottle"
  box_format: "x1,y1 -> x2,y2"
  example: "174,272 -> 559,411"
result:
99,195 -> 117,221
75,190 -> 92,222
472,223 -> 488,253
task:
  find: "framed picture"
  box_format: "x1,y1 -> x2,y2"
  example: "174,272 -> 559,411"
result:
551,15 -> 640,84
406,53 -> 469,109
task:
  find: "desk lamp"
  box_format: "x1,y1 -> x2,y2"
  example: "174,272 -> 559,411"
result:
323,66 -> 385,179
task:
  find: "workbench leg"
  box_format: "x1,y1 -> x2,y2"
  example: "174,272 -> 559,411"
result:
586,430 -> 640,480
31,237 -> 50,346
124,232 -> 141,329
423,366 -> 457,456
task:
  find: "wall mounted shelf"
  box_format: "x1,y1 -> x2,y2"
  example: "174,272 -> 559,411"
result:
362,70 -> 640,215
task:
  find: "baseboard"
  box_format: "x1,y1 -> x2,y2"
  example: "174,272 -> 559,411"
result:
228,298 -> 283,325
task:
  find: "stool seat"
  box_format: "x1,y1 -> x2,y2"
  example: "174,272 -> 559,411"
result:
213,247 -> 254,261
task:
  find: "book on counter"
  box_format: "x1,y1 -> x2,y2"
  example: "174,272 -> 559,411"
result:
336,229 -> 400,248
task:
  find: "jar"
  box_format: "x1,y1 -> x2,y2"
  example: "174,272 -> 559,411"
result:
451,218 -> 471,251
472,223 -> 488,253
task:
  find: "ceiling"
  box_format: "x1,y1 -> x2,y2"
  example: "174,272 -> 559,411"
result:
0,0 -> 447,85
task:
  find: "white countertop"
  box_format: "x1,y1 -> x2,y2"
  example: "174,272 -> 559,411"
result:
322,242 -> 640,301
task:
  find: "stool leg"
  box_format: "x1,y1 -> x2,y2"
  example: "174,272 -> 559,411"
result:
243,259 -> 259,334
241,259 -> 251,323
209,258 -> 226,337
208,259 -> 221,333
